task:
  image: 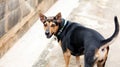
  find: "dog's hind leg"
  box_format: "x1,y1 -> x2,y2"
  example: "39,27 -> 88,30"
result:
76,56 -> 81,67
63,49 -> 71,67
84,50 -> 95,67
97,47 -> 109,67
97,57 -> 107,67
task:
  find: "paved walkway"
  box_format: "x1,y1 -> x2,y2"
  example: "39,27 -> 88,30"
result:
0,0 -> 120,67
0,0 -> 79,67
44,0 -> 120,67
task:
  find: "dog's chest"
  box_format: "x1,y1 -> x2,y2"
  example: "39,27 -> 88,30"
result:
58,23 -> 85,56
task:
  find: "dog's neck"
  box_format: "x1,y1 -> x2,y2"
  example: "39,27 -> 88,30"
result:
55,19 -> 68,41
58,19 -> 68,35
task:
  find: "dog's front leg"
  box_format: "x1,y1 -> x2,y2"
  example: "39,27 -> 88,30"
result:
63,49 -> 71,67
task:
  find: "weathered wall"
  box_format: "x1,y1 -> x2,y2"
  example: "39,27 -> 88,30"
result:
0,0 -> 56,58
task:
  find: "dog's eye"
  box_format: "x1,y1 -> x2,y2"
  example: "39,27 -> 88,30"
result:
51,24 -> 56,27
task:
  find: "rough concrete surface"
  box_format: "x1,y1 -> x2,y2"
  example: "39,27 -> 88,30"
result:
0,0 -> 79,67
36,0 -> 120,67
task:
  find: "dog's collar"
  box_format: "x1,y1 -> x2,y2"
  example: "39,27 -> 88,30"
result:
57,19 -> 68,36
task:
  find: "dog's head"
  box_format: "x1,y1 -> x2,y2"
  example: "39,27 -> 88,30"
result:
39,12 -> 62,38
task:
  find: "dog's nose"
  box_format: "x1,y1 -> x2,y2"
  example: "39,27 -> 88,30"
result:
45,31 -> 50,35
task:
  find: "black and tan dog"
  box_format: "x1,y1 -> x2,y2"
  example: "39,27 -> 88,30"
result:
39,12 -> 119,67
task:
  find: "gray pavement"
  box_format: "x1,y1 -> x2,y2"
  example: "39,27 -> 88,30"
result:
41,0 -> 120,67
0,0 -> 79,67
0,0 -> 120,67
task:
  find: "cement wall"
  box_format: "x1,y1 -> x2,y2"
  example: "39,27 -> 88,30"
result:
0,0 -> 57,58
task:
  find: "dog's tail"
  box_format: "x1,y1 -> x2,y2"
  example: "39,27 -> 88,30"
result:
101,16 -> 119,49
94,16 -> 119,61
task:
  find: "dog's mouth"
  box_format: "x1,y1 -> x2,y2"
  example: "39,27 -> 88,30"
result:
46,33 -> 53,38
46,35 -> 52,38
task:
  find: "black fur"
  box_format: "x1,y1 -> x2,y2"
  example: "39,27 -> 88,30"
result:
102,16 -> 119,44
55,16 -> 119,67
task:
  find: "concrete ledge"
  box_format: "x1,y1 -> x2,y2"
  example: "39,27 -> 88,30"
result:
0,0 -> 57,58
0,0 -> 79,67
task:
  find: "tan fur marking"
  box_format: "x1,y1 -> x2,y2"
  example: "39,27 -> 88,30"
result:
43,21 -> 49,30
63,49 -> 71,67
94,47 -> 109,67
49,22 -> 59,34
59,40 -> 62,46
44,21 -> 59,36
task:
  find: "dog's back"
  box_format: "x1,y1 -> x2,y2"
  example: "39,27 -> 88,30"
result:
61,21 -> 105,56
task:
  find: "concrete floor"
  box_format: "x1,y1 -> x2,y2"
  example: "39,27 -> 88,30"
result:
0,0 -> 79,67
45,0 -> 120,67
0,0 -> 120,67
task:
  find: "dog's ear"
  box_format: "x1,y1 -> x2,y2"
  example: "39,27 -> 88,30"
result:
55,12 -> 62,23
39,13 -> 46,23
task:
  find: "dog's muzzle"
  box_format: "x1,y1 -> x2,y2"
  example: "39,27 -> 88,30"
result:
45,31 -> 53,38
